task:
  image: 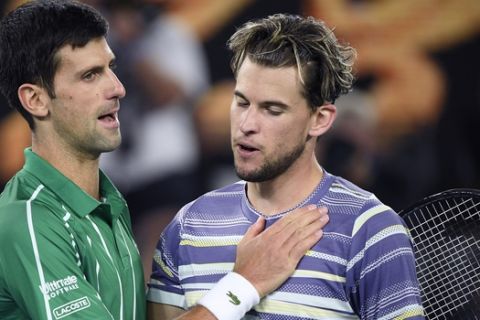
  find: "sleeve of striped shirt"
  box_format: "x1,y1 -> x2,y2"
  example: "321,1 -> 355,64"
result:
345,198 -> 425,319
0,202 -> 116,320
147,209 -> 186,309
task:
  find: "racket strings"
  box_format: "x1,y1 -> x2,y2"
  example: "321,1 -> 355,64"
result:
417,240 -> 480,318
403,195 -> 480,319
407,198 -> 478,236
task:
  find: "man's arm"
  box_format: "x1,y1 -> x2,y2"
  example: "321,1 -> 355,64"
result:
148,205 -> 329,320
0,202 -> 116,319
347,202 -> 424,319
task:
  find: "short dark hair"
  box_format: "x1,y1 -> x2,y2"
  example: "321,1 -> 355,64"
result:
0,0 -> 108,129
228,14 -> 356,109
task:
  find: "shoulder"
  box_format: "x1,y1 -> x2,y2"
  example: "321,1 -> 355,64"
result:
323,173 -> 404,233
182,181 -> 245,213
0,201 -> 30,231
0,199 -> 62,234
324,174 -> 380,216
168,181 -> 246,231
327,175 -> 373,202
206,181 -> 246,199
0,170 -> 40,203
0,177 -> 68,246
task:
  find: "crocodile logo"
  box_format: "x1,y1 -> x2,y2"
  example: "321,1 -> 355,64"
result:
226,291 -> 241,305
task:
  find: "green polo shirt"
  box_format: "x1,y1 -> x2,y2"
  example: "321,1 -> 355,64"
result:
0,149 -> 146,320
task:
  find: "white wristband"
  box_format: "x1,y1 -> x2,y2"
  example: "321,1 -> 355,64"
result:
198,272 -> 260,320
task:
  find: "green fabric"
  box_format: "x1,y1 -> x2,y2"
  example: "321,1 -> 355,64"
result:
0,149 -> 146,319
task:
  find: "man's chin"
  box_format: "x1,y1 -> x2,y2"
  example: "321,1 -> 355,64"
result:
235,169 -> 268,183
96,140 -> 121,154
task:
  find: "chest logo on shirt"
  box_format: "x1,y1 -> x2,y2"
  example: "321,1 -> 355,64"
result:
53,296 -> 91,319
39,275 -> 79,299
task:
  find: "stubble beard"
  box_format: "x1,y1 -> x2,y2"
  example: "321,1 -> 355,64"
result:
90,130 -> 122,155
235,142 -> 306,182
71,128 -> 122,158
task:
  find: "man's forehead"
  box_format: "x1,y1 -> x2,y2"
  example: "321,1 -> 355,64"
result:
54,38 -> 113,67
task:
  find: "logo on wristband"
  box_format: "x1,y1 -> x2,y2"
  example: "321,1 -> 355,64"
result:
227,291 -> 241,305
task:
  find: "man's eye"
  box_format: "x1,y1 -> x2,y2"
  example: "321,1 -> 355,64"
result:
237,101 -> 249,107
83,72 -> 96,81
267,107 -> 283,115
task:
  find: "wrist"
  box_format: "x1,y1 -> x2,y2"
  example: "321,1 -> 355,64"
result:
197,272 -> 260,320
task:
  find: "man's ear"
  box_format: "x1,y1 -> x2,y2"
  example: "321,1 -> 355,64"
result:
17,83 -> 49,118
308,103 -> 337,137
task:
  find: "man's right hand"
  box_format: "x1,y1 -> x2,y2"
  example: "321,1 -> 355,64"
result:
233,205 -> 329,297
161,205 -> 329,320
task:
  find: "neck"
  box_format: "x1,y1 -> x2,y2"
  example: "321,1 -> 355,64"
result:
32,136 -> 101,200
246,154 -> 323,216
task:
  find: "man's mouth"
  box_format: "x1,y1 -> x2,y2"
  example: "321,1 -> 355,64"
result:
98,113 -> 116,121
97,110 -> 119,128
238,144 -> 257,152
236,142 -> 260,158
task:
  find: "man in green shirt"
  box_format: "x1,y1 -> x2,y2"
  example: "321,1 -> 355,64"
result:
0,1 -> 328,319
0,1 -> 146,319
0,149 -> 145,319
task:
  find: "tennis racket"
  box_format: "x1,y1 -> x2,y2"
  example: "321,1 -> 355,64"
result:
399,188 -> 480,320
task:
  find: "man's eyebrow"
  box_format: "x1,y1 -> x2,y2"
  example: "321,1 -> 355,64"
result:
85,65 -> 104,74
77,57 -> 116,77
259,99 -> 289,109
233,90 -> 248,101
234,90 -> 289,108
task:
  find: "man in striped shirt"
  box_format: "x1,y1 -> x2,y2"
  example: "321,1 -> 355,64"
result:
0,2 -> 327,319
147,14 -> 425,319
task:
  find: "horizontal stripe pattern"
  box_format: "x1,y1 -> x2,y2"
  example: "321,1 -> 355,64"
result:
147,172 -> 424,319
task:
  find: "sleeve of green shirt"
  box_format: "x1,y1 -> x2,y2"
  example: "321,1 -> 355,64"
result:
0,202 -> 115,320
